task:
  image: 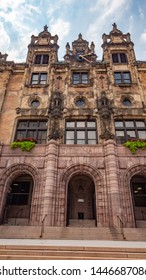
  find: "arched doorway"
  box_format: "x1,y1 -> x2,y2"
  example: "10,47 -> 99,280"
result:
3,174 -> 33,225
131,175 -> 146,225
67,174 -> 96,227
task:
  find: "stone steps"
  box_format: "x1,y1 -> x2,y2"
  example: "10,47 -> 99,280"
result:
0,245 -> 146,260
0,225 -> 146,241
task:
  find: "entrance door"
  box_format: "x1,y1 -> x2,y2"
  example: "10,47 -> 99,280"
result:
3,174 -> 33,225
67,174 -> 96,226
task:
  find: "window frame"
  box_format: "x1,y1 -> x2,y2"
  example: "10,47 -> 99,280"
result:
65,120 -> 97,144
15,119 -> 47,144
112,53 -> 128,64
31,72 -> 47,85
115,119 -> 146,143
114,71 -> 131,85
34,54 -> 49,65
72,72 -> 89,85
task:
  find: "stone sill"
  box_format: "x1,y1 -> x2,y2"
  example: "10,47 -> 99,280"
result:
1,144 -> 46,156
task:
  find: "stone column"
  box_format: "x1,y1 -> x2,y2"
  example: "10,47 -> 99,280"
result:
104,139 -> 121,227
42,139 -> 58,226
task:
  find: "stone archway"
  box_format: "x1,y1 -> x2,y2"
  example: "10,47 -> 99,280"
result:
67,174 -> 96,227
3,174 -> 33,225
57,164 -> 107,227
124,164 -> 146,228
0,163 -> 40,225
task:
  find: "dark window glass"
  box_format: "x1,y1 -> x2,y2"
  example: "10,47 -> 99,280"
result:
133,182 -> 146,207
122,99 -> 131,106
15,120 -> 47,144
114,71 -> 131,84
65,120 -> 97,144
31,100 -> 40,108
34,54 -> 49,65
115,119 -> 146,143
112,53 -> 127,63
8,181 -> 31,205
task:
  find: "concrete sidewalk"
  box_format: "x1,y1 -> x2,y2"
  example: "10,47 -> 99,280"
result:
0,239 -> 146,248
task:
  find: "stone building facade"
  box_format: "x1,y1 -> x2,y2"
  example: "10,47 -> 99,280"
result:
0,23 -> 146,230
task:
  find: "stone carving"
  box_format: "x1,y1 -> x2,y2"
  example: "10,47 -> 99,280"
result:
48,119 -> 63,140
97,92 -> 114,140
49,92 -> 63,118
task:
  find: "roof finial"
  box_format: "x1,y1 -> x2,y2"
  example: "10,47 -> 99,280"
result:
44,24 -> 48,32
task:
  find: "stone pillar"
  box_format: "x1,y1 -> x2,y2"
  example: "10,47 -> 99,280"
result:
104,139 -> 121,227
42,139 -> 58,226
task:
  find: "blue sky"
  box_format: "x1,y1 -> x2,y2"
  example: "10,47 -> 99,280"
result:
0,0 -> 146,62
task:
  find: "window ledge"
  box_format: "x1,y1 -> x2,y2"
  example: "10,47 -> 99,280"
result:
114,83 -> 132,87
25,84 -> 49,88
70,83 -> 92,87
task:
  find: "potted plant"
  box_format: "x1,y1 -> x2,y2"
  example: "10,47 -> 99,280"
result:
11,138 -> 37,151
124,138 -> 146,154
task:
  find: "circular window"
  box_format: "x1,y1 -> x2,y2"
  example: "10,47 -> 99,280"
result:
31,100 -> 40,108
122,98 -> 131,106
75,98 -> 85,107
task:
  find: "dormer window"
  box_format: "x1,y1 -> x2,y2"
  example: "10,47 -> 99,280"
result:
34,54 -> 49,65
112,53 -> 127,63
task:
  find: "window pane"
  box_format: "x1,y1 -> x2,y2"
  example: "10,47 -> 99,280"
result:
32,74 -> 39,83
127,130 -> 136,138
38,130 -> 47,140
29,121 -> 38,128
82,73 -> 88,83
34,55 -> 41,64
120,53 -> 127,63
136,121 -> 145,127
77,131 -> 85,139
125,121 -> 134,127
114,73 -> 121,79
87,121 -> 96,127
73,74 -> 80,84
77,140 -> 85,144
39,121 -> 47,128
112,53 -> 119,63
115,121 -> 123,128
42,55 -> 49,64
16,131 -> 26,139
27,130 -> 37,138
66,122 -> 75,128
138,131 -> 146,139
66,139 -> 74,144
18,121 -> 28,128
115,131 -> 125,137
40,73 -> 47,84
66,131 -> 74,139
88,131 -> 96,139
76,121 -> 85,127
88,139 -> 96,144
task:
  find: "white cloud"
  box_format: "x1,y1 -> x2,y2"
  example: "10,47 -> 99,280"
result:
140,31 -> 146,43
0,22 -> 10,52
50,18 -> 70,41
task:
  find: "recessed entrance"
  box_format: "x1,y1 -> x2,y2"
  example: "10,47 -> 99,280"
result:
131,175 -> 146,226
67,174 -> 96,227
3,174 -> 33,225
